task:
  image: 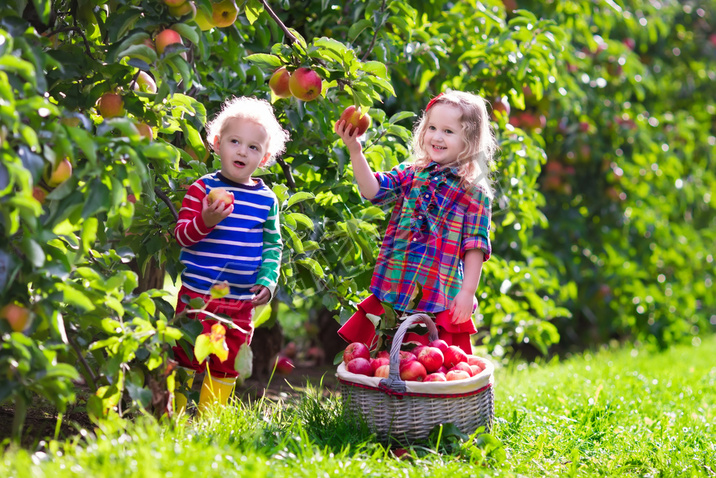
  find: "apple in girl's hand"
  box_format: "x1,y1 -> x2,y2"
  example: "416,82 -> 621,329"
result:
207,188 -> 234,208
399,360 -> 427,381
338,105 -> 371,136
374,364 -> 390,378
451,362 -> 474,376
428,339 -> 450,354
346,357 -> 373,376
417,347 -> 444,373
370,357 -> 389,373
443,345 -> 468,368
423,372 -> 447,382
399,351 -> 416,364
343,342 -> 370,364
446,370 -> 471,381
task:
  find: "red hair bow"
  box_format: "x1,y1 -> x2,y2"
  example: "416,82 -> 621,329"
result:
425,92 -> 445,111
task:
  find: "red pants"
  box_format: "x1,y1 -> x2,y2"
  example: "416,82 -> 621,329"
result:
172,286 -> 254,378
337,294 -> 476,355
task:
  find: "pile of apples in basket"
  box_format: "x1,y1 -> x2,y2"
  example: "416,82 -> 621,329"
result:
343,340 -> 489,382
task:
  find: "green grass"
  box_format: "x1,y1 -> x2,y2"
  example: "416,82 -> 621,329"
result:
2,336 -> 714,477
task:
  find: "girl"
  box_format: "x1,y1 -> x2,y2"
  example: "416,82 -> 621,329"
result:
335,90 -> 497,354
172,96 -> 289,414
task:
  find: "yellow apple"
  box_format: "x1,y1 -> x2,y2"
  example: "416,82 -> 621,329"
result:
135,122 -> 154,140
133,71 -> 157,94
97,92 -> 124,118
44,158 -> 73,187
168,0 -> 196,19
0,303 -> 33,333
207,187 -> 234,208
212,0 -> 239,28
269,67 -> 292,98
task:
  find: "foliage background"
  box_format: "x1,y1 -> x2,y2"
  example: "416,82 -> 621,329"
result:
0,0 -> 714,435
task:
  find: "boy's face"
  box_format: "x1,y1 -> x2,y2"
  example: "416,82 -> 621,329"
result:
214,117 -> 270,185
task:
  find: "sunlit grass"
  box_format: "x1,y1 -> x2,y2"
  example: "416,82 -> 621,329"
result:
1,336 -> 714,477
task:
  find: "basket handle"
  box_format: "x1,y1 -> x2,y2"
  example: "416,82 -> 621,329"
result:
378,313 -> 439,393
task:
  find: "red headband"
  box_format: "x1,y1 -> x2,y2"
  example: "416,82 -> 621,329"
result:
425,92 -> 445,111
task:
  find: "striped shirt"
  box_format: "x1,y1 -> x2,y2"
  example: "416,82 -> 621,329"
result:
175,172 -> 282,300
368,162 -> 492,313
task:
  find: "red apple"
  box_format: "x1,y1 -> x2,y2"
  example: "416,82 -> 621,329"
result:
338,105 -> 371,136
32,186 -> 48,203
269,67 -> 291,98
416,347 -> 444,373
44,158 -> 72,187
207,187 -> 234,208
135,122 -> 153,140
212,0 -> 238,28
343,342 -> 370,364
0,303 -> 32,333
423,372 -> 447,382
469,364 -> 484,376
97,93 -> 124,118
451,362 -> 474,376
370,357 -> 389,373
347,357 -> 373,376
436,365 -> 448,374
155,29 -> 183,55
411,345 -> 428,357
443,345 -> 468,368
288,67 -> 322,101
466,355 -> 487,368
399,350 -> 416,365
446,370 -> 471,381
399,360 -> 427,381
376,350 -> 390,360
273,356 -> 295,374
428,339 -> 449,355
374,364 -> 390,378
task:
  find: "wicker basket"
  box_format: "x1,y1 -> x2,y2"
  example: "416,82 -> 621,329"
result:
337,313 -> 494,443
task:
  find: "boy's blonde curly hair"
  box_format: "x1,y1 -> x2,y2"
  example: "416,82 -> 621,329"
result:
206,96 -> 290,167
411,90 -> 498,196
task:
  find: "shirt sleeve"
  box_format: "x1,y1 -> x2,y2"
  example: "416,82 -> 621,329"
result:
462,188 -> 492,261
255,196 -> 283,297
174,180 -> 213,247
367,163 -> 412,206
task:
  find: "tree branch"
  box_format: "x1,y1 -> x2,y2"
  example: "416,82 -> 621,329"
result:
68,335 -> 98,391
361,0 -> 387,61
259,0 -> 298,45
154,187 -> 179,222
275,157 -> 297,190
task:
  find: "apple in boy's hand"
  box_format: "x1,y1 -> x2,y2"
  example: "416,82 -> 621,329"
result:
346,357 -> 373,376
343,342 -> 370,364
338,105 -> 371,136
443,345 -> 468,368
207,187 -> 234,208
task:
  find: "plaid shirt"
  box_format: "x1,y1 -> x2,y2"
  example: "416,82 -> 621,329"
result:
368,162 -> 492,313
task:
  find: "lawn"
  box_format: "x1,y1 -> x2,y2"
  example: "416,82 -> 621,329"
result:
1,336 -> 714,477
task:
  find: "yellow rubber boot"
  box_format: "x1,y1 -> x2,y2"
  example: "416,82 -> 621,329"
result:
198,374 -> 236,415
174,368 -> 195,416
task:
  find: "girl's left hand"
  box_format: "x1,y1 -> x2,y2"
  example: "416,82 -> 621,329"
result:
250,285 -> 271,306
449,290 -> 475,324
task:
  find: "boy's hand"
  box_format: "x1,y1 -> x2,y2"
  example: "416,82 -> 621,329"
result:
201,195 -> 233,228
335,119 -> 363,156
449,290 -> 476,325
250,285 -> 271,306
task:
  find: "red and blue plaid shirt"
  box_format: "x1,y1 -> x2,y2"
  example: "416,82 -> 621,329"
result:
367,162 -> 492,313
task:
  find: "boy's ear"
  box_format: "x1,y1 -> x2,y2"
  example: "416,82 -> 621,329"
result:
259,153 -> 270,167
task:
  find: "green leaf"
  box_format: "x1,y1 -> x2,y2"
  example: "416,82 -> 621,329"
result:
21,237 -> 44,268
57,284 -> 96,311
234,342 -> 253,378
194,334 -> 211,364
348,19 -> 372,41
171,23 -> 200,46
244,0 -> 264,24
297,257 -> 324,278
244,53 -> 282,69
286,191 -> 315,208
286,212 -> 313,229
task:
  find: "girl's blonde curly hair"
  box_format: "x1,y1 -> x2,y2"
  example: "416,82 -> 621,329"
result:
206,96 -> 290,167
411,90 -> 498,196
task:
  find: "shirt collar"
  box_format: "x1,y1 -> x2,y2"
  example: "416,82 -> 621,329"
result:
426,161 -> 460,178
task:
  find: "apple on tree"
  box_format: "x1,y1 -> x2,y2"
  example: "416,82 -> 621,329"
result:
288,67 -> 323,102
212,0 -> 239,28
155,29 -> 183,55
133,71 -> 157,94
44,158 -> 72,188
97,92 -> 124,118
269,67 -> 291,98
168,1 -> 196,18
194,6 -> 215,30
0,303 -> 33,333
207,187 -> 234,208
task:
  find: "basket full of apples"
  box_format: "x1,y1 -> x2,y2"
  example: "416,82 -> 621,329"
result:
336,313 -> 494,443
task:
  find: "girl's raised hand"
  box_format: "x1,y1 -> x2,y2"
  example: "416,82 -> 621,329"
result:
335,119 -> 363,155
201,195 -> 233,228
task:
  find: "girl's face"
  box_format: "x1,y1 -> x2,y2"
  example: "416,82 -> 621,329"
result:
213,117 -> 270,185
422,103 -> 465,166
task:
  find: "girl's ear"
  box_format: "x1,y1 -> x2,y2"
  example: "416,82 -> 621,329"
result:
212,134 -> 220,151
